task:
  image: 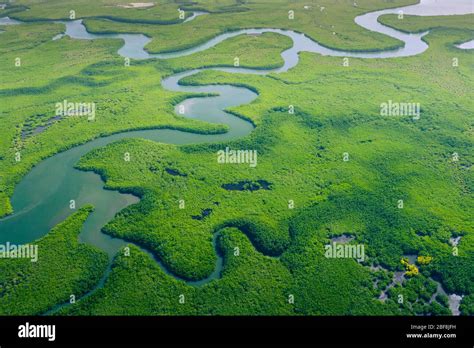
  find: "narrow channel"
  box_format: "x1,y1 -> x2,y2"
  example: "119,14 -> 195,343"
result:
0,0 -> 471,312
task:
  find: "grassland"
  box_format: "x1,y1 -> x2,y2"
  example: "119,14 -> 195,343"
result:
0,1 -> 472,316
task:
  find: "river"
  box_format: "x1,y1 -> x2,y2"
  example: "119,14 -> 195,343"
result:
0,0 -> 472,306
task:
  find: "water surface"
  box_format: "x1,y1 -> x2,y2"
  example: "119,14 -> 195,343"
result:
0,0 -> 472,295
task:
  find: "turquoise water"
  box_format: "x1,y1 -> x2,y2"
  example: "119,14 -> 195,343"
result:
0,0 -> 472,291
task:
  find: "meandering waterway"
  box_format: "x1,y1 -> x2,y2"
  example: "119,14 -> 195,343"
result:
0,0 -> 472,312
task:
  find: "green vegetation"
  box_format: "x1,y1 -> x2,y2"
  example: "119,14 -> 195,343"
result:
0,1 -> 472,316
379,13 -> 474,34
0,206 -> 108,315
73,27 -> 472,313
0,22 -> 291,219
0,3 -> 28,18
431,256 -> 474,294
59,228 -> 294,315
79,0 -> 418,54
174,32 -> 292,70
386,275 -> 451,315
460,294 -> 474,315
5,0 -> 184,23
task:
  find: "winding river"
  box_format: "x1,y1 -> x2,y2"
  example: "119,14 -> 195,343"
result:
0,0 -> 472,311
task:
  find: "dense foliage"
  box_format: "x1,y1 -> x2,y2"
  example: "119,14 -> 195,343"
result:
0,206 -> 108,314
0,1 -> 472,316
